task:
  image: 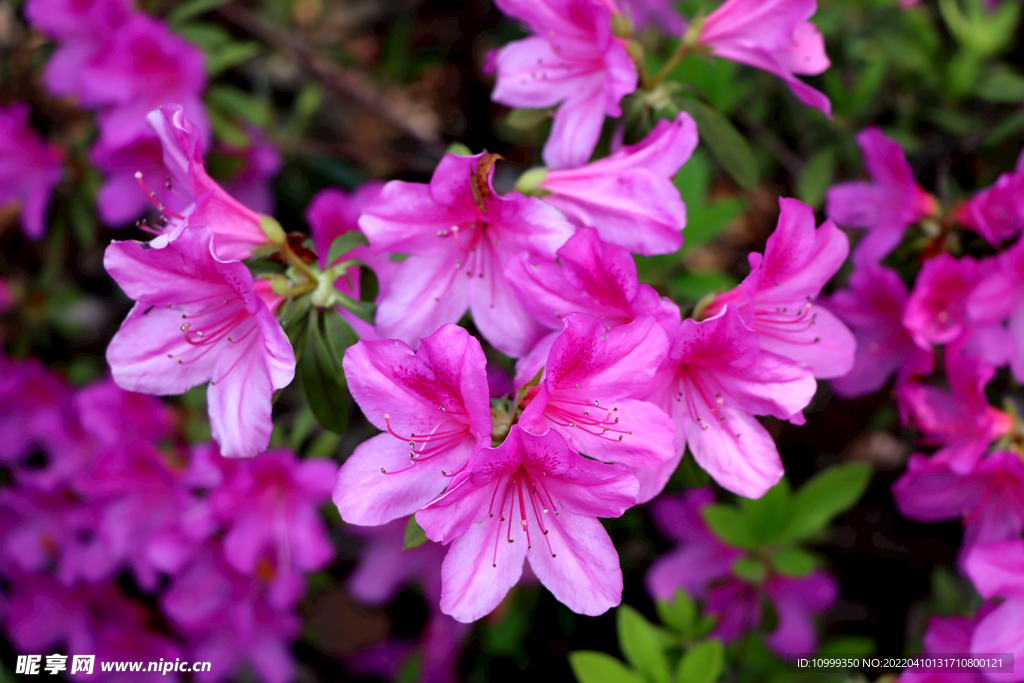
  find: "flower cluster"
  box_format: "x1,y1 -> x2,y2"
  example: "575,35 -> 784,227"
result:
0,105 -> 63,240
0,356 -> 335,683
825,127 -> 1024,671
25,0 -> 210,227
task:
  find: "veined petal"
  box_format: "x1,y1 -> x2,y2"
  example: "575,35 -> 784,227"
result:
206,332 -> 276,459
375,249 -> 471,348
438,518 -> 526,623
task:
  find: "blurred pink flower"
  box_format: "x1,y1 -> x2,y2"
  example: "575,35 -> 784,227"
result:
646,488 -> 837,654
957,152 -> 1024,246
697,0 -> 831,116
962,541 -> 1024,680
0,104 -> 62,240
826,128 -> 936,264
490,0 -> 638,169
827,262 -> 934,398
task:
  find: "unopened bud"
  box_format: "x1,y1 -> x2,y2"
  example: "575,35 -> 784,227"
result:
446,142 -> 473,157
515,167 -> 550,196
610,12 -> 632,39
682,14 -> 707,50
259,216 -> 287,246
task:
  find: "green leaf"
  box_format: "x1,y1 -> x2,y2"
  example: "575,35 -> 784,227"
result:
677,640 -> 724,683
976,66 -> 1024,103
207,84 -> 273,129
569,652 -> 647,683
796,147 -> 837,210
731,557 -> 767,583
779,463 -> 872,542
206,41 -> 261,77
668,271 -> 738,305
738,479 -> 791,543
403,516 -> 428,550
445,142 -> 473,156
818,635 -> 876,657
326,232 -> 370,267
617,606 -> 672,683
676,98 -> 759,190
701,505 -> 756,549
656,590 -> 697,637
770,547 -> 817,577
505,108 -> 554,131
168,0 -> 228,28
299,309 -> 358,434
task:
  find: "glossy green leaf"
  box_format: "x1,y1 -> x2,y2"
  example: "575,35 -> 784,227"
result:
403,516 -> 428,550
617,605 -> 671,683
326,232 -> 370,267
168,0 -> 228,28
677,98 -> 759,190
569,652 -> 647,683
677,640 -> 724,683
300,309 -> 358,434
701,504 -> 756,549
780,463 -> 872,542
738,479 -> 791,543
796,147 -> 837,210
656,590 -> 696,636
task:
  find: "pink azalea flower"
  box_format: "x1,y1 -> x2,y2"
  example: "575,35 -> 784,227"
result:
307,183 -> 396,339
535,112 -> 699,255
506,227 -> 680,384
104,225 -> 295,459
647,306 -> 817,499
146,105 -> 268,260
646,488 -> 838,654
417,425 -> 638,622
962,541 -> 1024,680
219,127 -> 283,215
518,313 -> 676,468
0,104 -> 63,240
893,453 -> 1024,562
826,128 -> 936,264
703,198 -> 855,379
896,348 -> 1012,473
619,0 -> 685,33
957,152 -> 1024,246
903,253 -> 982,350
347,520 -> 470,683
898,614 -> 988,683
24,0 -> 132,41
334,324 -> 492,526
5,574 -> 184,683
827,262 -> 934,398
208,448 -> 336,608
696,0 -> 832,116
359,152 -> 574,356
490,0 -> 638,169
969,235 -> 1024,382
161,544 -> 301,683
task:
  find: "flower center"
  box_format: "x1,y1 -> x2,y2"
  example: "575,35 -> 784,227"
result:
752,300 -> 821,344
486,466 -> 559,567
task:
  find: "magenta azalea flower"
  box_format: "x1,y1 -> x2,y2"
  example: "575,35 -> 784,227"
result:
957,152 -> 1024,246
334,324 -> 492,526
359,152 -> 574,356
646,488 -> 838,654
697,0 -> 831,116
146,105 -> 269,260
969,235 -> 1024,382
490,0 -> 638,169
898,614 -> 988,683
897,348 -> 1012,473
208,448 -> 336,607
506,227 -> 680,384
893,453 -> 1024,561
704,198 -> 855,379
962,541 -> 1024,680
903,253 -> 981,350
619,0 -> 685,33
161,545 -> 301,683
826,128 -> 936,264
828,262 -> 934,398
0,104 -> 63,240
104,225 -> 295,459
417,425 -> 638,622
536,112 -> 698,255
648,306 -> 817,499
219,127 -> 283,215
518,313 -> 676,468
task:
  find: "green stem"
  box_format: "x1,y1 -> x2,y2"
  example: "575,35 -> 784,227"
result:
650,42 -> 689,89
280,239 -> 319,283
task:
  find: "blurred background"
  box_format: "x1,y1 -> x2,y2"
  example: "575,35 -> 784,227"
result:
2,0 -> 1022,680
